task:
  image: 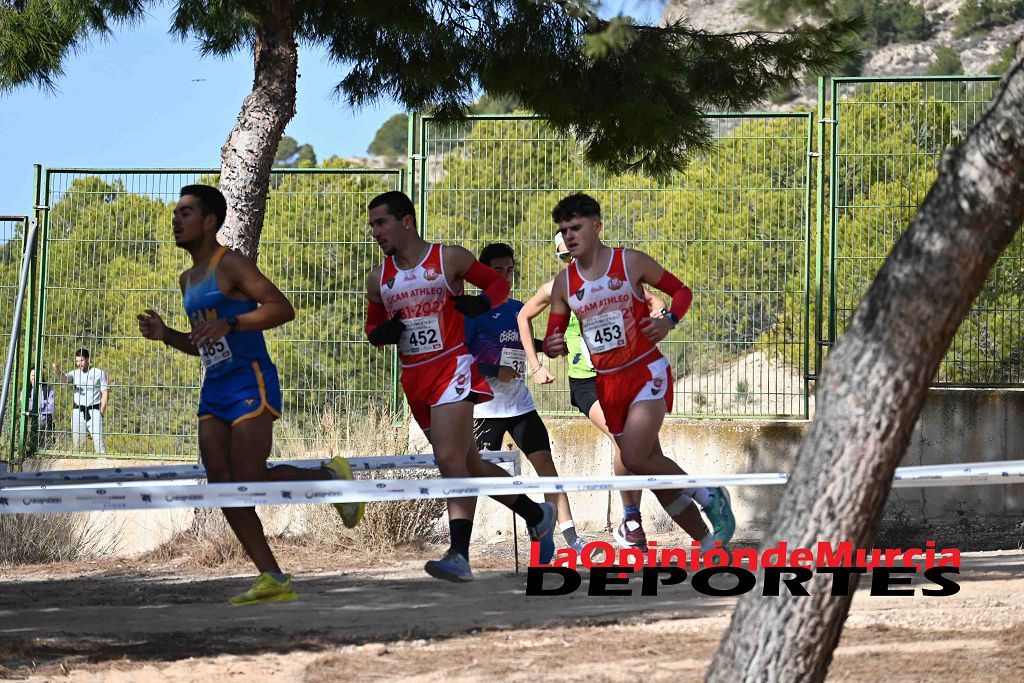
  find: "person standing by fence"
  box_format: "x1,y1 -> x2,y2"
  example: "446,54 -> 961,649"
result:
52,349 -> 108,454
27,367 -> 55,452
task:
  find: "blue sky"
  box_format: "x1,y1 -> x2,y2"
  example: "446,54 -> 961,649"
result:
0,1 -> 664,214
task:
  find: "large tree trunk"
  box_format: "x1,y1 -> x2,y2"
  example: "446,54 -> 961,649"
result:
190,5 -> 296,536
706,57 -> 1024,681
217,3 -> 297,259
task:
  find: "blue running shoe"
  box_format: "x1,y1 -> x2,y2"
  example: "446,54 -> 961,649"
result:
424,550 -> 474,583
571,536 -> 606,564
702,487 -> 736,547
528,502 -> 557,564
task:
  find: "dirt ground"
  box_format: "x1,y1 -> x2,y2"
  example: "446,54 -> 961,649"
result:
2,530 -> 1023,683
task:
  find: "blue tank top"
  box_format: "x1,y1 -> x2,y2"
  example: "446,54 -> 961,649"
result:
182,246 -> 270,379
464,298 -> 526,368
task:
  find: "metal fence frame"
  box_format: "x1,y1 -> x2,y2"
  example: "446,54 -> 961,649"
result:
6,74 -> 1020,464
413,111 -> 816,419
0,215 -> 29,463
825,75 -> 1021,387
10,166 -> 405,462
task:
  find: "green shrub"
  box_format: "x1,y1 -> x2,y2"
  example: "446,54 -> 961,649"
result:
953,0 -> 1024,39
837,0 -> 934,49
927,46 -> 964,76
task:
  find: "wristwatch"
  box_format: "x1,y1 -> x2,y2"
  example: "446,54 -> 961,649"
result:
227,315 -> 239,333
660,308 -> 679,327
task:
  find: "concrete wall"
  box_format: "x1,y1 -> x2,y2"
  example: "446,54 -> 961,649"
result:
14,389 -> 1023,553
469,389 -> 1024,539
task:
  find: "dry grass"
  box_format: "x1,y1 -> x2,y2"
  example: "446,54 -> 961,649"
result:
278,406 -> 446,554
144,406 -> 445,567
140,508 -> 248,567
1,459 -> 122,566
0,512 -> 118,565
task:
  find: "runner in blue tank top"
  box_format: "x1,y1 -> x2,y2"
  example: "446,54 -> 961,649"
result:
137,184 -> 362,606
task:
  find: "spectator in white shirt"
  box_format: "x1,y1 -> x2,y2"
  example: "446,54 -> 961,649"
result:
51,348 -> 108,454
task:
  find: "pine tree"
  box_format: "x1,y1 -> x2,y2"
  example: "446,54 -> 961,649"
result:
0,0 -> 857,254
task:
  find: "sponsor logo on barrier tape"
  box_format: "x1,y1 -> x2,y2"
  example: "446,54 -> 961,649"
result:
165,495 -> 203,503
0,453 -> 518,486
23,497 -> 62,505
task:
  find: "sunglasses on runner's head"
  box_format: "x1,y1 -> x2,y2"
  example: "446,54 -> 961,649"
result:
556,251 -> 572,263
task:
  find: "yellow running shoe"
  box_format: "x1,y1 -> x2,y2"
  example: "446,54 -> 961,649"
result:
322,455 -> 365,528
229,572 -> 298,606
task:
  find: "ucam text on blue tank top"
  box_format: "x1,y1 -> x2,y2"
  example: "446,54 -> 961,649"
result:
182,248 -> 271,379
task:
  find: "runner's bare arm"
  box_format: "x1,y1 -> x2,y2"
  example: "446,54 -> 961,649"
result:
444,245 -> 510,314
188,252 -> 295,348
542,273 -> 570,358
364,265 -> 404,346
628,250 -> 692,344
517,281 -> 555,384
645,289 -> 667,316
365,264 -> 384,305
136,273 -> 199,356
223,252 -> 296,329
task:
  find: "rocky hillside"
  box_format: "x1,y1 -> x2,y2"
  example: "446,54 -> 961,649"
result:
662,0 -> 1022,77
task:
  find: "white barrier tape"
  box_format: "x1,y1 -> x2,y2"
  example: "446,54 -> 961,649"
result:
0,460 -> 1021,515
0,451 -> 519,488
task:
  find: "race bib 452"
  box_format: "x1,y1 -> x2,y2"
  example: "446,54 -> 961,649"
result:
399,315 -> 443,355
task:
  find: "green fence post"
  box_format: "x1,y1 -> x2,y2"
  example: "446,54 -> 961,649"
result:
828,78 -> 840,352
1,214 -> 30,467
803,111 -> 814,419
17,166 -> 42,462
815,76 -> 827,379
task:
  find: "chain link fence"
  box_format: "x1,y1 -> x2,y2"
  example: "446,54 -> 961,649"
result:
416,113 -> 814,418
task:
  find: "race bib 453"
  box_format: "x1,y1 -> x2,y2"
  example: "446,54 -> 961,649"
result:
582,310 -> 626,354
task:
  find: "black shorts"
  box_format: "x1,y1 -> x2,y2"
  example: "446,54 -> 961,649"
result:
569,376 -> 599,417
475,410 -> 551,455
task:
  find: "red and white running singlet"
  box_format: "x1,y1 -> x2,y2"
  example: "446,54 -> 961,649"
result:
380,243 -> 465,367
565,248 -> 660,373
